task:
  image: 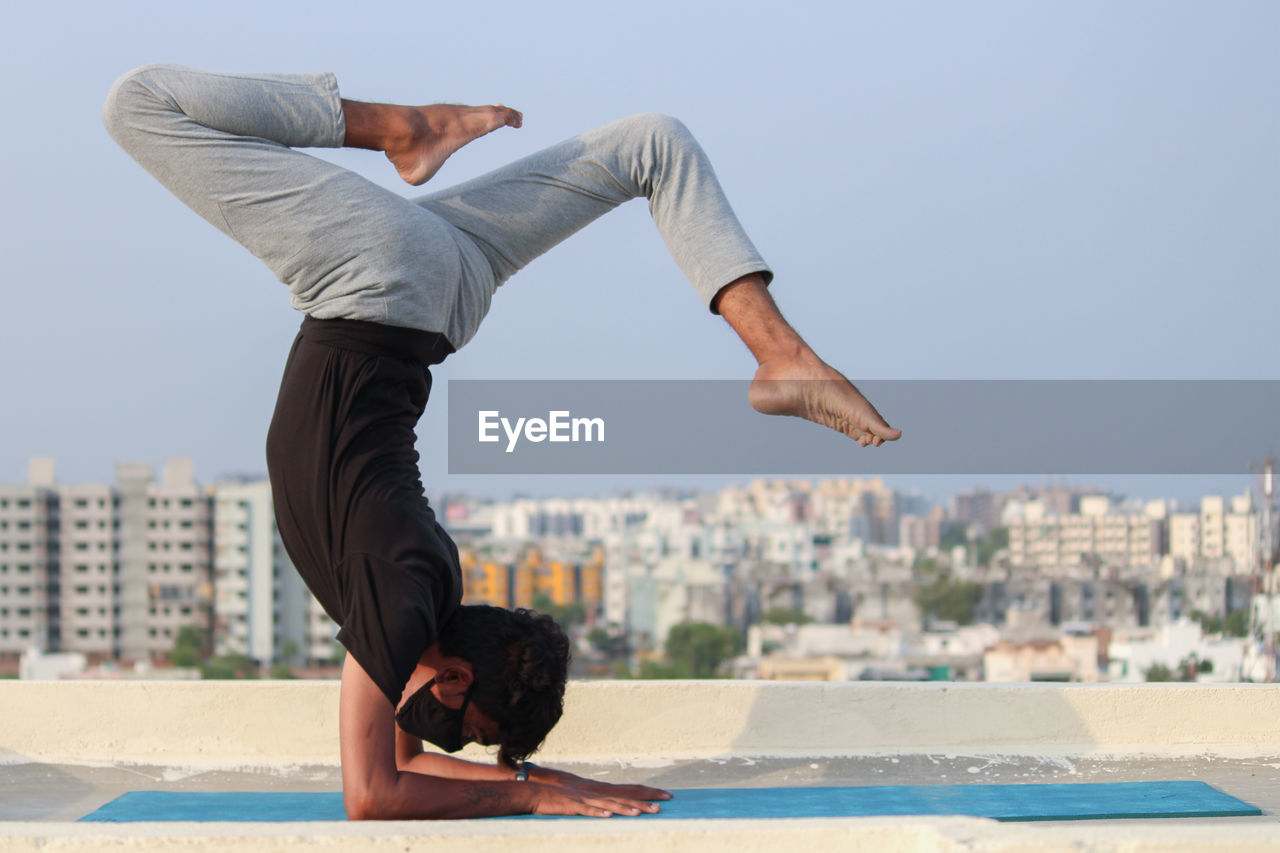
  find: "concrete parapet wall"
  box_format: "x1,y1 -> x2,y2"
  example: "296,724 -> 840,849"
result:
3,680 -> 1280,767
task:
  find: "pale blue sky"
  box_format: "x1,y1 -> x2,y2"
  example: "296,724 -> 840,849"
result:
1,1 -> 1276,504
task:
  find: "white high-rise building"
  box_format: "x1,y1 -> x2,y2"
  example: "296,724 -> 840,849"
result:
58,480 -> 119,657
0,458 -> 215,663
0,460 -> 58,656
214,479 -> 336,665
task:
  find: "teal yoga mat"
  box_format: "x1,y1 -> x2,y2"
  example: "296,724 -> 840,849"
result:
80,781 -> 1259,822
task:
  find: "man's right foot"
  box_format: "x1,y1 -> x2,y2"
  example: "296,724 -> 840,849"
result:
748,354 -> 901,447
386,103 -> 522,186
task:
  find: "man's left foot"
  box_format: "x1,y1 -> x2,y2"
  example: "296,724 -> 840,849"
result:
386,103 -> 523,186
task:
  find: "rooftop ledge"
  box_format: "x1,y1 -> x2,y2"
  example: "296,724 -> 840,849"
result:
5,680 -> 1280,766
4,681 -> 1280,852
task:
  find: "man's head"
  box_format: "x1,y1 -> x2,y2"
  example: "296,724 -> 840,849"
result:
434,604 -> 570,767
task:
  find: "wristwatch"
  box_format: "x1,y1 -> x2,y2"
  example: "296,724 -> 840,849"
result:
514,761 -> 535,782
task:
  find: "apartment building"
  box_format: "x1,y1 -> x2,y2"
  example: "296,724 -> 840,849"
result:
213,478 -> 333,665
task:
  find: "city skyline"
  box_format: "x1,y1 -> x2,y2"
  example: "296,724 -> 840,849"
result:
0,456 -> 1269,510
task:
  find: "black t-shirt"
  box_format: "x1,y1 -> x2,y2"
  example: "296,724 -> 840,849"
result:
266,317 -> 459,707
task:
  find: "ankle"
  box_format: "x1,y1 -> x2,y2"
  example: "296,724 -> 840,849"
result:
342,100 -> 419,153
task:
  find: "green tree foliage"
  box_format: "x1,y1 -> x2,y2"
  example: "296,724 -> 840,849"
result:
1177,654 -> 1212,680
269,639 -> 300,679
586,626 -> 629,660
914,575 -> 983,625
939,524 -> 968,551
531,592 -> 586,627
761,607 -> 811,626
976,527 -> 1008,567
637,622 -> 743,679
1144,655 -> 1213,683
1188,609 -> 1224,634
911,555 -> 938,575
1224,609 -> 1249,638
268,662 -> 297,679
169,625 -> 205,668
201,653 -> 260,680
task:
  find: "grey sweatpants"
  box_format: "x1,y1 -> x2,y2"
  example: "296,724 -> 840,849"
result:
102,64 -> 772,351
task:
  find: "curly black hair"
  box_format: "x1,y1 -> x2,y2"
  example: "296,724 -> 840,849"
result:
435,605 -> 570,767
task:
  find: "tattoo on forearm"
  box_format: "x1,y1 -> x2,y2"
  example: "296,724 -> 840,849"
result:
461,785 -> 511,810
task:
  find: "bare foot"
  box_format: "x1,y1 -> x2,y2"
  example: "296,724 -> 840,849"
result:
748,354 -> 901,447
386,103 -> 523,186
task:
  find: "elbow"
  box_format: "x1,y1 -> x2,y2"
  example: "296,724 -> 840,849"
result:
343,785 -> 380,821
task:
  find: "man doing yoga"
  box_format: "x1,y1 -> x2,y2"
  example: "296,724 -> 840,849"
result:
103,64 -> 899,820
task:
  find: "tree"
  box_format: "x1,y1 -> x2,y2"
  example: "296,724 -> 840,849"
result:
531,592 -> 586,627
1144,662 -> 1173,682
269,639 -> 300,679
939,524 -> 969,551
641,622 -> 743,679
1224,609 -> 1249,638
914,575 -> 983,625
170,625 -> 205,668
1188,609 -> 1224,635
976,527 -> 1008,567
586,627 -> 629,660
1177,654 -> 1212,681
761,607 -> 811,626
201,653 -> 260,680
912,555 -> 939,575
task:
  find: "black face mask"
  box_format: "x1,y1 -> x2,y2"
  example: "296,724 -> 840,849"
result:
394,677 -> 476,753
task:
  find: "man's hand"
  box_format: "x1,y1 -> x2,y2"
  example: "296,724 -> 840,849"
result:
527,780 -> 664,817
530,764 -> 673,806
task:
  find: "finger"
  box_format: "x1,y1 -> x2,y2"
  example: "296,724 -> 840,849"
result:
585,796 -> 650,816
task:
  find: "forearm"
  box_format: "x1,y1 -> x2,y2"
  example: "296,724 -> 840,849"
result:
356,769 -> 536,820
400,751 -> 521,782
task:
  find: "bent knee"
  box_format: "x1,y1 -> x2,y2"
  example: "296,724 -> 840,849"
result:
619,112 -> 695,147
101,63 -> 180,141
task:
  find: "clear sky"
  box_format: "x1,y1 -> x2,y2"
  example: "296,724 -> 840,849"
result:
2,1 -> 1276,505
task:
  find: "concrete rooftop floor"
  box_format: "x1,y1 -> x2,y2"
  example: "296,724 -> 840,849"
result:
4,680 -> 1280,851
4,753 -> 1280,826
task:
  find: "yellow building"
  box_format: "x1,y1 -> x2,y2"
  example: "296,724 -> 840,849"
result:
463,561 -> 511,608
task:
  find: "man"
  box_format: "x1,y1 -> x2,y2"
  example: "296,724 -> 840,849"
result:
103,64 -> 899,820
